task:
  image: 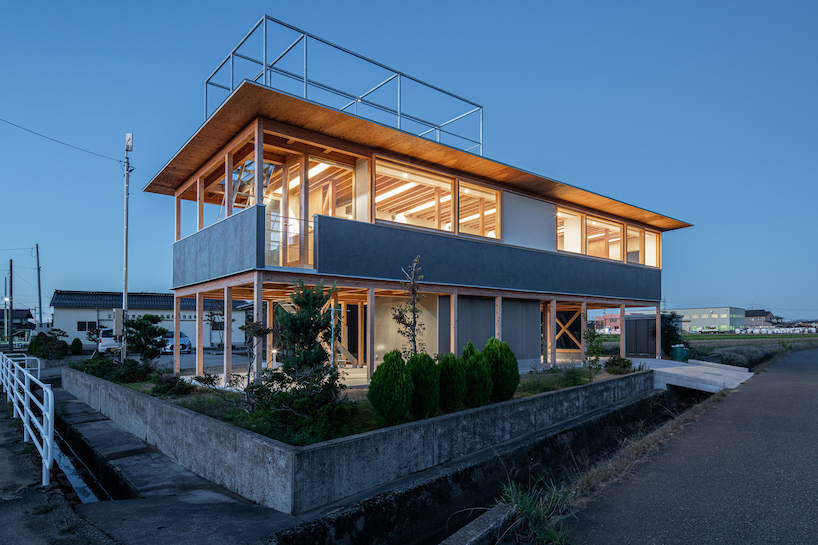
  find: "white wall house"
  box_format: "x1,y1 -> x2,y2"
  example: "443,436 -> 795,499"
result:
50,290 -> 247,350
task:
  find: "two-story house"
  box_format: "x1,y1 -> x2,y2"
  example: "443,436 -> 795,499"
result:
144,17 -> 691,379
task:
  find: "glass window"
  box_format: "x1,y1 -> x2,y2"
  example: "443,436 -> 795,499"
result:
720,314 -> 727,318
308,159 -> 355,220
557,209 -> 583,253
626,227 -> 642,264
375,159 -> 453,231
692,315 -> 699,319
586,216 -> 622,261
458,181 -> 499,238
645,231 -> 659,267
88,321 -> 96,331
77,321 -> 87,332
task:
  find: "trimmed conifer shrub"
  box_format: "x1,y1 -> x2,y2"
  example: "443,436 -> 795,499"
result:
406,352 -> 440,418
438,353 -> 466,413
462,341 -> 492,408
367,350 -> 413,425
70,338 -> 83,356
483,337 -> 520,402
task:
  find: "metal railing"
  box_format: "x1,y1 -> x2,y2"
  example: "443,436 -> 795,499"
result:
0,353 -> 54,485
7,353 -> 42,380
264,213 -> 315,269
205,15 -> 483,155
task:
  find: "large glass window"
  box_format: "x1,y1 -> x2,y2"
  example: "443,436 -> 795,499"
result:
645,231 -> 658,267
586,216 -> 621,260
557,209 -> 583,253
458,181 -> 499,238
626,227 -> 642,264
375,159 -> 453,231
308,158 -> 355,220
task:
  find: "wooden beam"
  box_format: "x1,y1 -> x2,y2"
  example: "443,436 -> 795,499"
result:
267,300 -> 274,369
656,306 -> 662,358
174,123 -> 256,198
620,304 -> 626,357
223,287 -> 232,381
196,178 -> 204,231
580,301 -> 587,360
262,118 -> 369,158
550,299 -> 557,366
450,290 -> 459,355
367,287 -> 375,381
255,119 -> 264,205
495,296 -> 502,341
225,153 -> 234,217
174,195 -> 181,241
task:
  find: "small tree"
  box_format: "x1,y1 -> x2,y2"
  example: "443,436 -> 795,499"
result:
123,315 -> 167,368
406,352 -> 440,418
462,341 -> 492,408
438,353 -> 467,413
36,329 -> 69,360
483,338 -> 519,403
582,315 -> 603,381
207,308 -> 235,348
239,320 -> 272,383
392,255 -> 425,358
658,312 -> 684,356
368,350 -> 413,425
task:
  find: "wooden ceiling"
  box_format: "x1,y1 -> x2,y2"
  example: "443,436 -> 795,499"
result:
145,81 -> 692,231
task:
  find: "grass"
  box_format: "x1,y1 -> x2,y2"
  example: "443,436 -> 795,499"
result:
15,444 -> 36,456
500,390 -> 729,543
30,502 -> 56,515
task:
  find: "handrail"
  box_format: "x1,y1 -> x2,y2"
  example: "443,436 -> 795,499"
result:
7,353 -> 42,380
0,353 -> 54,485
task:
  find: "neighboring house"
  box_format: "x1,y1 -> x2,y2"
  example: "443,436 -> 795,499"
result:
143,20 -> 692,375
595,313 -> 624,333
50,290 -> 246,350
672,307 -> 745,333
1,308 -> 35,342
745,310 -> 784,329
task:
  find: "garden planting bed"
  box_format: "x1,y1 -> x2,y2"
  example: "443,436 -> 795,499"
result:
62,367 -> 653,515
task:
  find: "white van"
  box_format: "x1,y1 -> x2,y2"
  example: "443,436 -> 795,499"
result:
98,329 -> 120,354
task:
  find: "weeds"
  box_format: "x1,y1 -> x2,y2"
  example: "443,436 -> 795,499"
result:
501,480 -> 573,544
15,444 -> 36,455
30,502 -> 55,515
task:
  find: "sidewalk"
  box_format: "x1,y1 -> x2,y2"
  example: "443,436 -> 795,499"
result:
571,348 -> 818,544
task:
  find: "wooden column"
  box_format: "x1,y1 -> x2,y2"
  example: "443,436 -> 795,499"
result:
341,302 -> 348,348
580,301 -> 587,360
620,304 -> 627,357
225,153 -> 234,217
173,296 -> 181,374
253,273 -> 263,379
495,295 -> 502,341
299,158 -> 308,265
358,302 -> 365,369
550,299 -> 557,366
196,177 -> 205,231
174,196 -> 181,241
541,302 -> 548,364
224,287 -> 232,381
450,290 -> 459,355
196,292 -> 204,376
267,300 -> 274,369
367,288 -> 375,381
254,120 -> 264,206
656,305 -> 662,359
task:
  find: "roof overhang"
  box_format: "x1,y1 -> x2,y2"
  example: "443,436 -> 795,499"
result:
145,81 -> 692,231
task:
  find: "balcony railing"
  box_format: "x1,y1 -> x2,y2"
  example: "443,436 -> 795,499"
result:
264,213 -> 314,269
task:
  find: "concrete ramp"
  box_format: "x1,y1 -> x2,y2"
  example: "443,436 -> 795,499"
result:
631,358 -> 753,393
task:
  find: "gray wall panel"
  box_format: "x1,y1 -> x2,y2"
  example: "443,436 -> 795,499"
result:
173,206 -> 261,288
438,295 -> 451,355
502,298 -> 542,360
502,192 -> 556,251
316,216 -> 661,301
458,296 -> 495,355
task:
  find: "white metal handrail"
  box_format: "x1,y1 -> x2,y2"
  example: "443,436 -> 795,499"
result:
0,353 -> 54,485
7,353 -> 42,380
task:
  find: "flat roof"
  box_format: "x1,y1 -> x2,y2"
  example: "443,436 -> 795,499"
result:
145,81 -> 692,231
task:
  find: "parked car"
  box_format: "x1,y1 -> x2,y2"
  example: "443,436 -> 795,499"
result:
158,331 -> 192,354
98,328 -> 120,354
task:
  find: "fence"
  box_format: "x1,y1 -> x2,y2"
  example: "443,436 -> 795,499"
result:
0,353 -> 54,485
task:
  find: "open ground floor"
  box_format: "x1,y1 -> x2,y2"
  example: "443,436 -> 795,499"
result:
170,269 -> 664,382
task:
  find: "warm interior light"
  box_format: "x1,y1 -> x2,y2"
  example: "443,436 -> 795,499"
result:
587,233 -> 605,239
273,163 -> 330,194
459,208 -> 496,223
406,194 -> 451,215
375,182 -> 417,203
402,172 -> 408,179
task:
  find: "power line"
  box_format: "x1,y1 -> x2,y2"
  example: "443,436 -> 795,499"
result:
0,117 -> 122,164
0,247 -> 34,251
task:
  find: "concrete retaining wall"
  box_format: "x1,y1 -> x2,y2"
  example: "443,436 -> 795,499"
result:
62,367 -> 653,514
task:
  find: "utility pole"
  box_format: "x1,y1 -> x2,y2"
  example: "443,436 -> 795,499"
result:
3,277 -> 7,346
122,133 -> 133,364
8,259 -> 13,352
36,243 -> 42,328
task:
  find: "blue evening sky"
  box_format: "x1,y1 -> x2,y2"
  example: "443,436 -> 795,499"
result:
2,1 -> 816,322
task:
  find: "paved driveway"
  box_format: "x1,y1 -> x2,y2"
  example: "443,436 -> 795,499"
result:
571,348 -> 818,544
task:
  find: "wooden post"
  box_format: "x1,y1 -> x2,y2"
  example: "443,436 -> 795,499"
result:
267,300 -> 274,369
196,177 -> 205,231
196,292 -> 204,376
299,158 -> 308,265
173,296 -> 181,374
367,287 -> 375,381
225,153 -> 234,217
358,302 -> 365,369
341,302 -> 347,349
254,121 -> 264,206
450,290 -> 459,355
495,295 -> 502,340
656,305 -> 662,358
541,302 -> 548,364
580,301 -> 587,360
174,196 -> 181,241
253,273 -> 263,379
224,287 -> 233,381
620,304 -> 626,357
550,299 -> 557,366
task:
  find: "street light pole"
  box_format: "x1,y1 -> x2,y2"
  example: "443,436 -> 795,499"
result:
122,134 -> 133,364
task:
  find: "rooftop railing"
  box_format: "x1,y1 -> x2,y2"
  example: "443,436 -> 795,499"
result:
205,15 -> 483,155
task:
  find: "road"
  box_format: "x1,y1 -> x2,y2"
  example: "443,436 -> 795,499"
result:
571,348 -> 818,544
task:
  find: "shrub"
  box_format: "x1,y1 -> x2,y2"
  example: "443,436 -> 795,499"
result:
438,353 -> 466,413
70,357 -> 153,383
559,366 -> 586,388
482,338 -> 519,402
151,374 -> 195,396
367,350 -> 413,425
462,342 -> 492,408
406,352 -> 440,418
28,332 -> 45,355
70,338 -> 83,356
604,355 -> 634,374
